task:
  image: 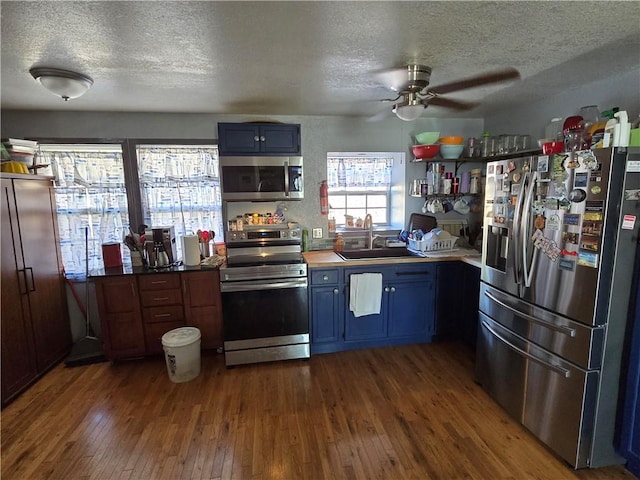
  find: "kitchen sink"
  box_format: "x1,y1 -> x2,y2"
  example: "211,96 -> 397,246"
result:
335,247 -> 420,260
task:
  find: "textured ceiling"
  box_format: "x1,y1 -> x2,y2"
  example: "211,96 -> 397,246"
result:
1,1 -> 639,119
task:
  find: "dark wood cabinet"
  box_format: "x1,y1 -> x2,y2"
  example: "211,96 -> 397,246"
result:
94,275 -> 146,360
218,122 -> 301,155
1,174 -> 71,406
94,270 -> 223,361
182,270 -> 223,350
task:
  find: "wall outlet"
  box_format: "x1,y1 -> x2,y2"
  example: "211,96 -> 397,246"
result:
312,228 -> 323,239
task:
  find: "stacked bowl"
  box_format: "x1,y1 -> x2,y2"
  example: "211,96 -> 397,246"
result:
412,131 -> 440,160
439,136 -> 464,159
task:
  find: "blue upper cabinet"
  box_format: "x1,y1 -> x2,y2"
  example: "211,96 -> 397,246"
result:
218,123 -> 301,156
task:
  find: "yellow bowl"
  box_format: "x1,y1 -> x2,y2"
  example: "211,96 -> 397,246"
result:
439,136 -> 464,145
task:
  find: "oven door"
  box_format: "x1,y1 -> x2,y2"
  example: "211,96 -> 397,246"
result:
221,277 -> 309,365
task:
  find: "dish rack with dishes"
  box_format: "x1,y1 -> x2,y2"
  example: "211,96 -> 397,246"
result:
408,235 -> 458,253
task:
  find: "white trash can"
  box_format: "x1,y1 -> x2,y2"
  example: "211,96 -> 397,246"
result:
161,327 -> 201,383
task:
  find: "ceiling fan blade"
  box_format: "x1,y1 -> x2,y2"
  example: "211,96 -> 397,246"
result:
427,96 -> 479,111
428,68 -> 520,95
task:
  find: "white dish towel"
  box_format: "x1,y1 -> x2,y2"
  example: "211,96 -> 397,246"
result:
349,273 -> 383,317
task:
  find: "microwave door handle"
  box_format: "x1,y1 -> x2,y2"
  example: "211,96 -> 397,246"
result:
284,160 -> 290,197
521,171 -> 539,288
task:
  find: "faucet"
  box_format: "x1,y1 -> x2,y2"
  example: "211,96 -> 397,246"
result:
364,214 -> 382,250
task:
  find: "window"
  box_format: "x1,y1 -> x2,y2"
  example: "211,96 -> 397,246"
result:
38,141 -> 222,279
38,144 -> 130,279
136,144 -> 222,260
326,152 -> 405,227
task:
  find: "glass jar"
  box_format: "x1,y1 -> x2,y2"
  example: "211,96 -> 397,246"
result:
470,168 -> 482,194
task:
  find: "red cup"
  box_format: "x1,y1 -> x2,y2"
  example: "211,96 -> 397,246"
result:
542,141 -> 564,155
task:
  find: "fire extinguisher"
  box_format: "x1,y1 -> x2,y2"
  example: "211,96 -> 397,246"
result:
320,180 -> 329,215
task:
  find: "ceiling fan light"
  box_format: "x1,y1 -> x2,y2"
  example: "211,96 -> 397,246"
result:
393,103 -> 424,121
29,67 -> 93,101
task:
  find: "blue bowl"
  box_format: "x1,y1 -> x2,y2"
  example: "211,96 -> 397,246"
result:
440,144 -> 464,159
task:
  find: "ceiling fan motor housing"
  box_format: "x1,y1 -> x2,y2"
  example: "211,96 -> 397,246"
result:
401,64 -> 432,93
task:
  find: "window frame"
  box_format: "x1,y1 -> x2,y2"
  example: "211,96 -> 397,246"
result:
327,151 -> 406,230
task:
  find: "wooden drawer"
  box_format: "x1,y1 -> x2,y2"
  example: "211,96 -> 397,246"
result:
144,321 -> 185,355
139,288 -> 182,307
138,274 -> 180,291
310,269 -> 339,285
142,305 -> 184,324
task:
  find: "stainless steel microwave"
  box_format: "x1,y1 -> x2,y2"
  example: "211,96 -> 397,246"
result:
220,156 -> 303,201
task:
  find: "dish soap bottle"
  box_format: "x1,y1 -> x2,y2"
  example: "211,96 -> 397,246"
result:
335,234 -> 344,252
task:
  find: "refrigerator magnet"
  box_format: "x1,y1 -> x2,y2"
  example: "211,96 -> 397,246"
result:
534,215 -> 546,229
537,156 -> 549,173
578,251 -> 598,268
547,214 -> 561,230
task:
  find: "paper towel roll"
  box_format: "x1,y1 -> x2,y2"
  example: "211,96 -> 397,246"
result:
182,235 -> 201,266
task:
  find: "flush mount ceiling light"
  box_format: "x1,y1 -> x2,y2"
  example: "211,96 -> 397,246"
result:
29,67 -> 94,101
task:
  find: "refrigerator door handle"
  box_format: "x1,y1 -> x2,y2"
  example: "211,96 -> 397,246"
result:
512,172 -> 528,285
481,320 -> 571,378
521,171 -> 539,288
484,290 -> 577,337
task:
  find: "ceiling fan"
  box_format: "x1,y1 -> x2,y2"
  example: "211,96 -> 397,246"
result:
373,64 -> 520,121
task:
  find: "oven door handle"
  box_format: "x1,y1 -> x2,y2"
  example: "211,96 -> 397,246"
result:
221,278 -> 308,292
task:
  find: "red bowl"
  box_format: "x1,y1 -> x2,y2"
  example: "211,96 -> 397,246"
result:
412,144 -> 440,159
542,141 -> 564,155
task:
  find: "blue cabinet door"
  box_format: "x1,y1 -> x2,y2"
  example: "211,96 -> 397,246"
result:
218,123 -> 261,154
311,286 -> 342,343
388,280 -> 434,340
260,124 -> 301,154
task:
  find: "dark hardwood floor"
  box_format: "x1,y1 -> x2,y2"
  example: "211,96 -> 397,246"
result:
1,341 -> 636,479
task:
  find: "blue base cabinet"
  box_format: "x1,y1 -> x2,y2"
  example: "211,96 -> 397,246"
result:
310,263 -> 435,354
619,256 -> 640,477
218,123 -> 301,156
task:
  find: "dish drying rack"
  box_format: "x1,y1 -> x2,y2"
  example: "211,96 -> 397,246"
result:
408,236 -> 458,253
406,218 -> 468,253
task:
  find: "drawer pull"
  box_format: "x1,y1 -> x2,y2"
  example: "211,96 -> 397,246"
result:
154,313 -> 172,318
154,297 -> 170,301
151,280 -> 168,285
323,275 -> 329,281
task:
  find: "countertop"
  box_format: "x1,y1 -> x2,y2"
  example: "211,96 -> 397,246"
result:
89,263 -> 221,278
303,249 -> 482,269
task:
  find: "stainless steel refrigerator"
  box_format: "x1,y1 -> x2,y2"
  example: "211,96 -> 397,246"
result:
476,147 -> 640,468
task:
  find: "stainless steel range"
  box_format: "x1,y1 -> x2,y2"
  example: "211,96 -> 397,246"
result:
220,224 -> 309,366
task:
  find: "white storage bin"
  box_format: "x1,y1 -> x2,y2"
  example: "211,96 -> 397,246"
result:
161,327 -> 201,383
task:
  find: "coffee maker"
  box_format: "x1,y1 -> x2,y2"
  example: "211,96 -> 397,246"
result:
144,226 -> 177,268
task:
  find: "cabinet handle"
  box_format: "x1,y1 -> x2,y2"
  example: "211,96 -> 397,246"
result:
153,297 -> 169,301
260,136 -> 266,142
154,313 -> 172,318
131,283 -> 136,297
18,269 -> 28,294
254,135 -> 260,141
25,267 -> 35,292
390,286 -> 396,293
151,280 -> 168,285
333,288 -> 339,294
384,287 -> 390,292
323,275 -> 329,281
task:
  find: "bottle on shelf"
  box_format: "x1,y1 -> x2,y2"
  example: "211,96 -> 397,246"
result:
337,158 -> 346,188
334,234 -> 344,252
